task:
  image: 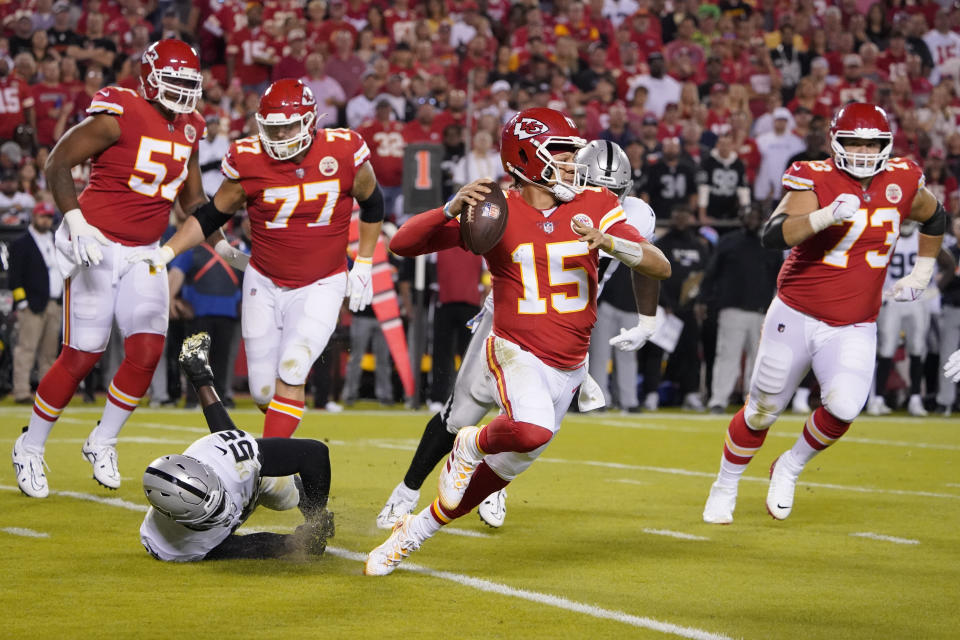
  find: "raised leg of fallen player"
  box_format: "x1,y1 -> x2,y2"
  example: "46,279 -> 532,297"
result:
143,333 -> 333,561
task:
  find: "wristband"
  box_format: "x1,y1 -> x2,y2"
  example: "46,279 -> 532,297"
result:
354,255 -> 373,265
808,207 -> 836,233
443,200 -> 456,219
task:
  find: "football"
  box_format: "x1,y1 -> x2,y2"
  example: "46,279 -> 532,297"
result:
459,182 -> 509,255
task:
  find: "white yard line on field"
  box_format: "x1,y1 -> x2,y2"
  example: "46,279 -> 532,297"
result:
0,484 -> 735,640
641,528 -> 709,541
328,547 -> 735,640
1,527 -> 49,538
538,458 -> 960,501
850,532 -> 920,545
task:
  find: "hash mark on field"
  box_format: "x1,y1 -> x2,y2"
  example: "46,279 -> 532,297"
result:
850,532 -> 920,545
328,547 -> 735,640
1,527 -> 49,538
642,528 -> 709,541
0,485 -> 734,640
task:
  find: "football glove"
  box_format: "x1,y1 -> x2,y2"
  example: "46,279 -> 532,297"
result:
214,239 -> 249,271
609,314 -> 658,351
944,349 -> 960,383
63,208 -> 110,267
127,244 -> 175,268
889,256 -> 935,302
346,256 -> 374,312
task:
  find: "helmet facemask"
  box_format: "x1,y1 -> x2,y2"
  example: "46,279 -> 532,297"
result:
256,111 -> 316,161
148,66 -> 202,114
532,137 -> 588,202
831,133 -> 892,178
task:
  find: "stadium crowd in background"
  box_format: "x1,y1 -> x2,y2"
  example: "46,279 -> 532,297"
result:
3,0 -> 960,416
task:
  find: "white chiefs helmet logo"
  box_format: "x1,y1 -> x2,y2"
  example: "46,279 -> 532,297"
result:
513,118 -> 548,140
302,86 -> 316,106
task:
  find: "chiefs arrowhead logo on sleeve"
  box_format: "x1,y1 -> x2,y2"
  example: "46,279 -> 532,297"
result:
513,118 -> 549,140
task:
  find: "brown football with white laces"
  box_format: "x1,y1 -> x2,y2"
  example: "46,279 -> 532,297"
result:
459,181 -> 509,255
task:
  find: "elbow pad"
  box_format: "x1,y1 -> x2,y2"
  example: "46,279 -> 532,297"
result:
920,201 -> 946,236
761,213 -> 789,249
192,200 -> 234,238
358,185 -> 385,223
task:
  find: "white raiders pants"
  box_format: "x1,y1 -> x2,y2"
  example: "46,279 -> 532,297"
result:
440,296 -> 497,432
241,264 -> 345,406
745,296 -> 876,428
481,334 -> 586,481
55,226 -> 168,352
876,299 -> 929,358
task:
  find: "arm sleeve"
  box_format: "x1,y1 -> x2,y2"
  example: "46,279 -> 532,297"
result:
388,207 -> 465,256
204,532 -> 292,560
257,438 -> 331,515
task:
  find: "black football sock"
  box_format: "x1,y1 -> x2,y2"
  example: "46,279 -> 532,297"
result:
403,412 -> 457,491
875,357 -> 893,397
909,355 -> 924,396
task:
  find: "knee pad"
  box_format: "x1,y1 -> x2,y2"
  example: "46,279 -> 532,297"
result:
484,445 -> 547,482
822,373 -> 869,422
123,333 -> 165,371
59,346 -> 103,382
744,398 -> 778,430
752,342 -> 793,395
277,342 -> 316,387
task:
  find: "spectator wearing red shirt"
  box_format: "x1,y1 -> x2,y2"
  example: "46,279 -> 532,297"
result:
664,14 -> 706,79
383,0 -> 417,44
326,29 -> 367,99
924,147 -> 960,215
433,89 -> 468,135
554,1 -> 601,53
313,0 -> 359,52
877,31 -> 911,79
226,3 -> 277,94
402,99 -> 443,144
272,28 -> 308,81
0,59 -> 34,142
705,85 -> 734,137
730,109 -> 760,184
104,1 -> 152,55
358,100 -> 406,221
627,9 -> 662,57
65,66 -> 104,129
32,57 -> 70,149
830,54 -> 877,107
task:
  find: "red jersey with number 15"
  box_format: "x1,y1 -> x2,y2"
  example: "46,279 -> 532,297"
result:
221,128 -> 371,287
778,157 -> 924,326
79,87 -> 205,246
487,187 -> 641,369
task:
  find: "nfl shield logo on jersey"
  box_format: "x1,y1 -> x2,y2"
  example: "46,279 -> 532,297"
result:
295,168 -> 305,178
537,221 -> 554,234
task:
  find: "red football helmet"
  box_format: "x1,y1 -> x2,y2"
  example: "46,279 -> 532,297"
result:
256,79 -> 319,160
500,107 -> 587,202
140,39 -> 202,114
830,102 -> 893,178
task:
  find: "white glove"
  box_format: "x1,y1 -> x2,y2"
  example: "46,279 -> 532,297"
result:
829,193 -> 861,221
890,256 -> 935,302
809,193 -> 861,232
944,349 -> 960,383
608,314 -> 658,351
63,208 -> 110,267
346,257 -> 374,312
214,239 -> 249,270
127,244 -> 175,267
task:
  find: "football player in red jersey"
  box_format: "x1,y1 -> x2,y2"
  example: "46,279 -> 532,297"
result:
364,107 -> 671,576
702,103 -> 945,524
11,40 -> 208,499
133,78 -> 384,441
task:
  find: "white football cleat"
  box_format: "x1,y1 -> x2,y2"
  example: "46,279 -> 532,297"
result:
478,488 -> 507,528
376,482 -> 420,530
81,436 -> 121,490
364,514 -> 421,576
12,432 -> 49,499
866,396 -> 892,416
437,425 -> 482,511
702,481 -> 737,524
907,394 -> 928,417
766,454 -> 801,520
258,475 -> 300,511
644,391 -> 659,411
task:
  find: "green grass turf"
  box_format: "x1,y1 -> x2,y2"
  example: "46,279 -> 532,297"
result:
1,399 -> 958,639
